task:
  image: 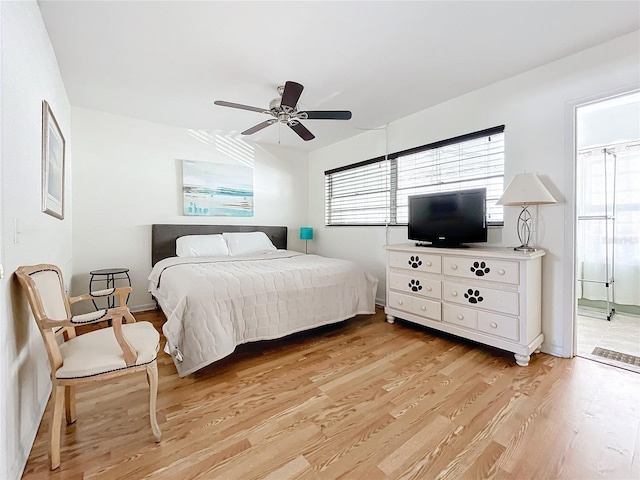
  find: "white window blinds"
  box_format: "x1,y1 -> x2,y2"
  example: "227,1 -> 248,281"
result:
325,159 -> 391,225
325,125 -> 505,226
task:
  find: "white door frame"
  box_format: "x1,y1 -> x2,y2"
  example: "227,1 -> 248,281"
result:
563,84 -> 640,358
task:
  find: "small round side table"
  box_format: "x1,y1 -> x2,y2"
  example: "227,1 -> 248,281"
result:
89,268 -> 131,310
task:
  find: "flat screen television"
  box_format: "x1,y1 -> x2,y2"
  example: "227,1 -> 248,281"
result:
408,188 -> 487,248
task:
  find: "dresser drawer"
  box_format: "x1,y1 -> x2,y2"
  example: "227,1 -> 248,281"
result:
389,251 -> 441,274
387,291 -> 441,321
442,281 -> 519,316
478,312 -> 519,341
442,304 -> 477,329
388,272 -> 441,299
413,297 -> 442,321
443,256 -> 519,285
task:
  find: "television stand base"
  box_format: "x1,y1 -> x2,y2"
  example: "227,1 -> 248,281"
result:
415,242 -> 469,248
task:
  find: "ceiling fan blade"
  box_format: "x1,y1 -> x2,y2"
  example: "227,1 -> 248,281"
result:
289,121 -> 315,141
242,119 -> 277,135
214,100 -> 267,114
280,81 -> 304,110
300,110 -> 352,120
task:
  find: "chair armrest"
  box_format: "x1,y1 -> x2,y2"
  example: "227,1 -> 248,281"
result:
40,318 -> 76,330
69,286 -> 132,306
41,307 -> 126,329
111,315 -> 138,366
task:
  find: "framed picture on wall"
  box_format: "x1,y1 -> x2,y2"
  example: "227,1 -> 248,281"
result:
41,100 -> 65,219
181,160 -> 254,216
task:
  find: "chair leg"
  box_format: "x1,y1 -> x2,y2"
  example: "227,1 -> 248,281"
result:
146,362 -> 162,442
65,385 -> 76,424
50,385 -> 65,470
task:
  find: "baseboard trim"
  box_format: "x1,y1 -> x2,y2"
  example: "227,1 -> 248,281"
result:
130,303 -> 156,313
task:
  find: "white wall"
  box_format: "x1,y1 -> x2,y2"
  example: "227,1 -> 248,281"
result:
71,108 -> 309,310
308,31 -> 640,358
0,2 -> 72,479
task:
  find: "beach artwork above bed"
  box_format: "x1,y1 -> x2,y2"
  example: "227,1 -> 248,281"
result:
182,160 -> 253,216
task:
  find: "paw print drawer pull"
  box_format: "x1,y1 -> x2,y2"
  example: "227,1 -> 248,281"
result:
443,281 -> 519,315
443,257 -> 519,285
388,252 -> 441,274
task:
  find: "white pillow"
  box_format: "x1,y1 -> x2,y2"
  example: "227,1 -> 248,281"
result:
222,231 -> 277,256
175,234 -> 230,257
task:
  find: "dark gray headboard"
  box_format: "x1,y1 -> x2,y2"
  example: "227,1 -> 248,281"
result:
151,224 -> 288,266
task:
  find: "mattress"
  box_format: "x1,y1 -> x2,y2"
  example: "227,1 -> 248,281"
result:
148,251 -> 378,376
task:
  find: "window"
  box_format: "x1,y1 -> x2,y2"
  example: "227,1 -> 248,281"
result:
325,125 -> 505,226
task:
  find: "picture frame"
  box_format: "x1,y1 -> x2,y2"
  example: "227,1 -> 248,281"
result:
41,100 -> 65,219
181,160 -> 254,217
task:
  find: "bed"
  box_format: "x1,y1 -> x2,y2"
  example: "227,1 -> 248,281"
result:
149,224 -> 378,377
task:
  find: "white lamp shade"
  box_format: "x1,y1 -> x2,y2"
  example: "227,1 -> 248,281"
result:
497,172 -> 557,206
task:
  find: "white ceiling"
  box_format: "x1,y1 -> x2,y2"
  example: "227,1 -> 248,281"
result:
38,1 -> 640,153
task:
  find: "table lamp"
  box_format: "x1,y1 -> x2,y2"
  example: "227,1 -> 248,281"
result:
299,227 -> 313,254
497,172 -> 556,252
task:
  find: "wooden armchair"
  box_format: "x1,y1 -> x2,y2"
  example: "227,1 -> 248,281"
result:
15,264 -> 162,470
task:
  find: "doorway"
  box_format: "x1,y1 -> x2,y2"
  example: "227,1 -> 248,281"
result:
575,91 -> 640,372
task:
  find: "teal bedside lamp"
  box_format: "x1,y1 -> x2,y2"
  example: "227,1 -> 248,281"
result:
299,227 -> 313,254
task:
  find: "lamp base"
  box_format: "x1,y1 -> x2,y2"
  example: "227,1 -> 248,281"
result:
513,245 -> 538,253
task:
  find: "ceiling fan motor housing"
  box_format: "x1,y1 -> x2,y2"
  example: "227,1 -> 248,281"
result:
269,97 -> 282,111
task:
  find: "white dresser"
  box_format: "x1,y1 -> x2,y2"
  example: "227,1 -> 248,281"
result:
385,244 -> 545,366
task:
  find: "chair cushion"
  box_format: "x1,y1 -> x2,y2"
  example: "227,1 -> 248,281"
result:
56,322 -> 160,379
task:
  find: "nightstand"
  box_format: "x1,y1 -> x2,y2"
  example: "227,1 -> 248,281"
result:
89,268 -> 131,310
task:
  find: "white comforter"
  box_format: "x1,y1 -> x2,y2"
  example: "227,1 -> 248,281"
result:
148,251 -> 378,376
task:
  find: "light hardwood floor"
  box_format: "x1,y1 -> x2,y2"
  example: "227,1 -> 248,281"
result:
22,308 -> 640,479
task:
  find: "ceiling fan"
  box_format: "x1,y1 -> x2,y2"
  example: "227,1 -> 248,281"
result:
214,81 -> 352,141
